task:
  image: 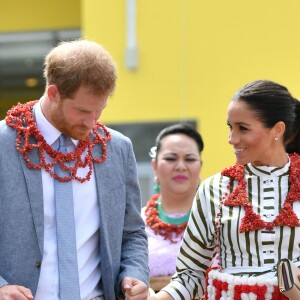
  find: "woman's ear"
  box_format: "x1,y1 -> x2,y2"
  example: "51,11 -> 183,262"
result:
151,159 -> 157,174
273,121 -> 286,139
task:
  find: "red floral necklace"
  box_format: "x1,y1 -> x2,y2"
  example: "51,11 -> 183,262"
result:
145,194 -> 189,242
5,100 -> 111,183
221,153 -> 300,232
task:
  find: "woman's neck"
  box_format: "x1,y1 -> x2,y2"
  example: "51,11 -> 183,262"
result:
251,149 -> 289,167
159,191 -> 195,214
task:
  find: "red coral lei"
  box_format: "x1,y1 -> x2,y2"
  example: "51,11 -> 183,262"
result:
145,194 -> 188,242
5,100 -> 111,183
221,153 -> 300,232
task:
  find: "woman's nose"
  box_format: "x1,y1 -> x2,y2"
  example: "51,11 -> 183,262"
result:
228,131 -> 239,145
175,160 -> 187,170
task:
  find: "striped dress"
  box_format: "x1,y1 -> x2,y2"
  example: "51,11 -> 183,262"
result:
162,157 -> 300,299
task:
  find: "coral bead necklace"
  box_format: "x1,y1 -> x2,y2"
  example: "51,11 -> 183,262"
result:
145,194 -> 190,242
221,153 -> 300,232
5,100 -> 111,183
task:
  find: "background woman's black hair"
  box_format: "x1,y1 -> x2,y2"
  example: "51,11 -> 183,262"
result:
154,123 -> 204,159
232,80 -> 300,155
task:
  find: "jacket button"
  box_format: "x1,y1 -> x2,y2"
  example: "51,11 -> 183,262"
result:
35,260 -> 41,268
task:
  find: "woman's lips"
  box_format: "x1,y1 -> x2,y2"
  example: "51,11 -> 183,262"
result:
173,175 -> 188,182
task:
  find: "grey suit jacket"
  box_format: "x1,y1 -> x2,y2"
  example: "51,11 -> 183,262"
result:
0,120 -> 149,299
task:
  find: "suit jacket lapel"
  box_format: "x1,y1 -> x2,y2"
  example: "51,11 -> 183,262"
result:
19,152 -> 44,255
93,145 -> 115,299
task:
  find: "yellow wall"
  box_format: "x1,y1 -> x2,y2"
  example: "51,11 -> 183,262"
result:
0,0 -> 80,31
82,0 -> 300,180
2,1 -> 300,180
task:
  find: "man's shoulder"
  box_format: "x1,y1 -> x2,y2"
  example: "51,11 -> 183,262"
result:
100,126 -> 131,144
0,118 -> 6,127
0,120 -> 16,154
0,119 -> 12,135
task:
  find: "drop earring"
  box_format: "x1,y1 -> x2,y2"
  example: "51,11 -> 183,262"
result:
153,177 -> 160,193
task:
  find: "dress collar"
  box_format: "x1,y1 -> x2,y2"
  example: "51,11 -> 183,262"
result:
245,155 -> 290,177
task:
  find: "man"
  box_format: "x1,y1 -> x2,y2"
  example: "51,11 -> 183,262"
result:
0,40 -> 149,299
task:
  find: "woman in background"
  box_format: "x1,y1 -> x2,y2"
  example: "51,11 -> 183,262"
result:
142,123 -> 204,291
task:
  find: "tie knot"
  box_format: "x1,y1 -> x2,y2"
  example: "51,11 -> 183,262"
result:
59,134 -> 68,147
58,134 -> 69,153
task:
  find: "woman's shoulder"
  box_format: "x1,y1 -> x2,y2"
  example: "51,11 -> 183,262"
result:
198,169 -> 234,194
201,171 -> 227,185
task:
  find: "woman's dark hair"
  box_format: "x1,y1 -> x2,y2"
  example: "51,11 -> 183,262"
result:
151,123 -> 204,160
232,80 -> 300,154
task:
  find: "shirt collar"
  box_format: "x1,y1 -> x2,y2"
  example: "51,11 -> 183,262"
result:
34,100 -> 78,147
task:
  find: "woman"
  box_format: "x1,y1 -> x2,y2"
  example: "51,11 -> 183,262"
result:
142,123 -> 204,291
150,80 -> 300,300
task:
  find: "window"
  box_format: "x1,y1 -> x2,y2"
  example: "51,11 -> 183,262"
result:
0,29 -> 81,119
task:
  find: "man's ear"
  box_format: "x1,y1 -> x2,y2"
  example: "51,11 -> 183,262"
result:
47,85 -> 60,102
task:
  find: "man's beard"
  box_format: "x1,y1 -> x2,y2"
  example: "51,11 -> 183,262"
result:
51,103 -> 90,140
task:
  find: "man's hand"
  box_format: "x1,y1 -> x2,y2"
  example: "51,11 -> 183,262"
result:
120,276 -> 148,300
0,285 -> 34,300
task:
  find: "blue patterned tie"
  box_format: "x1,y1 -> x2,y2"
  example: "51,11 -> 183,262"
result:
54,134 -> 81,299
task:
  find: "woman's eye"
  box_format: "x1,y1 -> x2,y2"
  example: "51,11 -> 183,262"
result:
184,157 -> 196,162
240,126 -> 248,131
164,157 -> 176,161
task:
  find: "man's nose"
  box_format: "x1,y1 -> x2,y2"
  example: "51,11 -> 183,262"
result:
83,115 -> 97,129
